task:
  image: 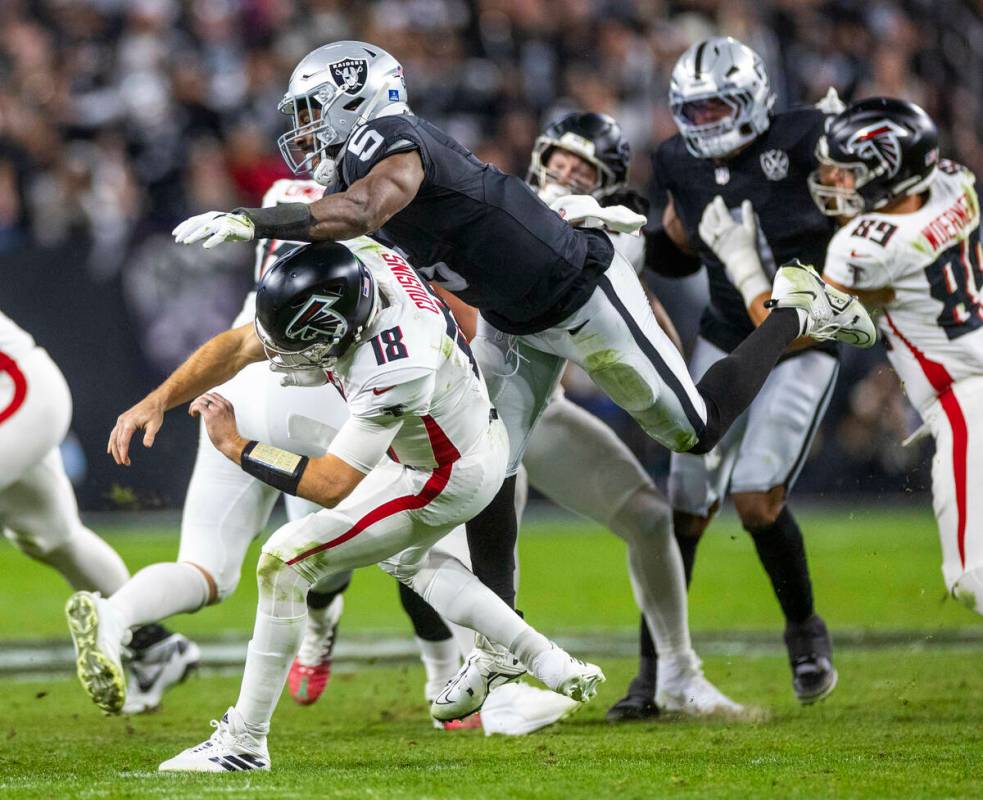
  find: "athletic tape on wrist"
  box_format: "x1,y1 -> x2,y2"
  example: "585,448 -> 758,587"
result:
235,203 -> 313,241
240,441 -> 309,496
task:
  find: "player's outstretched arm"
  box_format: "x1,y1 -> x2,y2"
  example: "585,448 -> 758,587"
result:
822,275 -> 896,308
191,392 -> 370,508
173,153 -> 425,249
107,324 -> 265,465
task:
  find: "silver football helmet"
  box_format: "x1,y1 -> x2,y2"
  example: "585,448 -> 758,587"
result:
277,41 -> 408,189
669,36 -> 775,159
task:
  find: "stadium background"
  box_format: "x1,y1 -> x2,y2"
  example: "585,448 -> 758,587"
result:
5,0 -> 982,509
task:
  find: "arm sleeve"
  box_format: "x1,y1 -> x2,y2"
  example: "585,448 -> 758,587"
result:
327,414 -> 403,474
823,232 -> 893,291
644,227 -> 702,277
342,116 -> 429,185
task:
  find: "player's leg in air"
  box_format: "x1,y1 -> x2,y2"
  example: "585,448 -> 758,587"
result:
466,251 -> 877,621
610,339 -> 840,716
0,317 -> 195,713
67,360 -> 350,714
160,454 -> 603,771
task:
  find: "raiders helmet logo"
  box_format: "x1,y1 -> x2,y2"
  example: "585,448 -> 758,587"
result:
847,119 -> 909,178
286,294 -> 349,342
329,58 -> 368,96
759,149 -> 789,181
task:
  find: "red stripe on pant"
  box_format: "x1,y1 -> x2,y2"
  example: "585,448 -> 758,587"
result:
286,414 -> 462,565
884,313 -> 967,567
939,390 -> 969,568
0,352 -> 28,425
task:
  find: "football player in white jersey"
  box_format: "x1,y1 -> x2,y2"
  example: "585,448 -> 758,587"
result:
88,237 -> 603,771
0,309 -> 198,711
810,97 -> 983,615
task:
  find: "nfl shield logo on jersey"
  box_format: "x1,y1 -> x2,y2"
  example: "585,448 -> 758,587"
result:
329,58 -> 368,95
760,149 -> 789,181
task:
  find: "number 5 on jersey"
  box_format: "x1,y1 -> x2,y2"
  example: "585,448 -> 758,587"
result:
371,326 -> 409,365
348,127 -> 384,162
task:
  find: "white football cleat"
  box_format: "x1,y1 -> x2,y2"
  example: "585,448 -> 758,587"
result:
656,653 -> 745,718
159,707 -> 269,772
767,259 -> 876,348
528,643 -> 606,703
430,635 -> 526,722
481,682 -> 581,736
123,633 -> 201,715
65,591 -> 129,714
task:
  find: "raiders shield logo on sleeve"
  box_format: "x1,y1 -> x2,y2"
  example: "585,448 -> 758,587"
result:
329,58 -> 369,95
760,149 -> 789,181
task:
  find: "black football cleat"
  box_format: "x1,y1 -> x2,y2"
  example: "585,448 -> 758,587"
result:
784,614 -> 838,704
605,674 -> 659,723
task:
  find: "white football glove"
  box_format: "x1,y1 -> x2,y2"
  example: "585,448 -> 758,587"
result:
699,195 -> 771,308
172,211 -> 255,249
815,86 -> 846,115
269,362 -> 329,388
549,194 -> 647,234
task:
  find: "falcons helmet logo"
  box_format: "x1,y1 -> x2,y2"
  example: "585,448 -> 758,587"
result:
285,294 -> 349,342
847,119 -> 909,178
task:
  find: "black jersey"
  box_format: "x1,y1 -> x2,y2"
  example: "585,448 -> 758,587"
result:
340,114 -> 614,335
652,107 -> 836,353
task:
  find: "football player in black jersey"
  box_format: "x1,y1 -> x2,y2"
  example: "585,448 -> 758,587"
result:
608,37 -> 846,720
172,40 -> 874,712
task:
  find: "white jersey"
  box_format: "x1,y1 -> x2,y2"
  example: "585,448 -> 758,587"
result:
326,238 -> 493,472
0,310 -> 37,361
824,161 -> 983,413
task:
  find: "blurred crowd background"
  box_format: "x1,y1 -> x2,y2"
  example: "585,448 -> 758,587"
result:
3,0 -> 971,508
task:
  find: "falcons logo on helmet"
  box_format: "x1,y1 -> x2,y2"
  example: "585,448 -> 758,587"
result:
286,294 -> 348,342
847,119 -> 909,178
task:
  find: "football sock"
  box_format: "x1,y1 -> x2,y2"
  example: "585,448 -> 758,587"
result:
236,608 -> 306,737
304,593 -> 343,640
415,636 -> 461,701
108,562 -> 210,630
691,308 -> 801,454
307,571 -> 351,610
465,474 -> 518,608
399,580 -> 454,641
42,526 -> 130,596
611,485 -> 691,658
747,507 -> 815,625
673,529 -> 700,585
408,548 -> 530,655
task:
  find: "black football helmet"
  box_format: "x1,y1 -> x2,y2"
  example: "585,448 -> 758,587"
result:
527,112 -> 630,200
809,97 -> 939,218
255,241 -> 377,368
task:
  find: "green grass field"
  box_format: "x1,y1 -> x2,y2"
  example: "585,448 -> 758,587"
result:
1,507 -> 982,798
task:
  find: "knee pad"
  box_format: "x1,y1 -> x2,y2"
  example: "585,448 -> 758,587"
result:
951,567 -> 983,616
256,552 -> 311,617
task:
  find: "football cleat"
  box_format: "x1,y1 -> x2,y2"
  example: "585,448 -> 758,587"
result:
605,673 -> 660,723
430,635 -> 526,722
766,259 -> 876,347
123,633 -> 201,715
527,643 -> 606,703
481,681 -> 581,736
65,591 -> 129,714
159,707 -> 269,772
785,614 -> 838,704
656,652 -> 746,718
433,713 -> 483,731
288,595 -> 343,706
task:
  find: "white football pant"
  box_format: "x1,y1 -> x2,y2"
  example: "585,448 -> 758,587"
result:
924,375 -> 983,616
0,347 -> 129,595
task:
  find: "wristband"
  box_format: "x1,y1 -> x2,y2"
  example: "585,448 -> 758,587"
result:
241,440 -> 309,496
235,203 -> 313,241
